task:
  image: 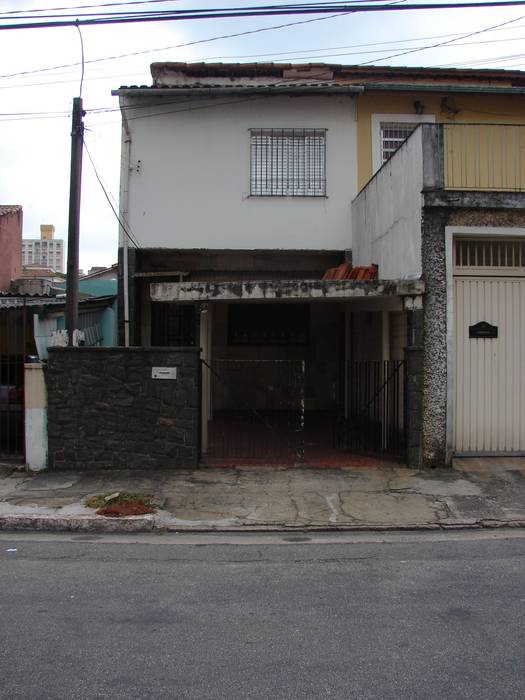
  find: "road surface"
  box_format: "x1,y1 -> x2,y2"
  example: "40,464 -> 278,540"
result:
0,530 -> 524,699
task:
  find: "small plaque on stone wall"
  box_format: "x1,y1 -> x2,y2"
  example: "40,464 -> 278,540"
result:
469,321 -> 498,339
152,367 -> 178,379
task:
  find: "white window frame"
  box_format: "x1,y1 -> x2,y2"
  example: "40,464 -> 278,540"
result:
371,113 -> 435,173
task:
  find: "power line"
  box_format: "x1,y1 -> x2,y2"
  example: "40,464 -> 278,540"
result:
3,2 -> 525,31
356,10 -> 525,64
0,0 -> 180,15
2,13 -> 525,90
0,13 -> 344,79
84,138 -> 141,249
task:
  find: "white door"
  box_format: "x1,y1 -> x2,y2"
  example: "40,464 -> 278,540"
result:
454,276 -> 525,454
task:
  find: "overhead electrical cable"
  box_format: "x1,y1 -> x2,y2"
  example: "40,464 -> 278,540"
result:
0,0 -> 182,15
0,13 -> 345,79
84,139 -> 141,248
356,10 -> 525,64
3,2 -> 525,30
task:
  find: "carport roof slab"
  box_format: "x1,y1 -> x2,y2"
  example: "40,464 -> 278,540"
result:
150,278 -> 425,304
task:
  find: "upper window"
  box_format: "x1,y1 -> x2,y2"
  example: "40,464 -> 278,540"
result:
371,113 -> 435,173
454,237 -> 525,275
380,122 -> 419,164
250,128 -> 326,197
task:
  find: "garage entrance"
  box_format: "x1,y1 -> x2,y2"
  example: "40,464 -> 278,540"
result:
454,237 -> 525,454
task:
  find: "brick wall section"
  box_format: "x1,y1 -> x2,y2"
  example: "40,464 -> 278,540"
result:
0,206 -> 22,292
47,347 -> 200,470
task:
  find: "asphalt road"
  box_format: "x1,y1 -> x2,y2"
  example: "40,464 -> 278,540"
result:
0,530 -> 524,700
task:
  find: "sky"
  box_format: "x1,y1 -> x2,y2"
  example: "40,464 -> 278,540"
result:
1,0 -> 525,272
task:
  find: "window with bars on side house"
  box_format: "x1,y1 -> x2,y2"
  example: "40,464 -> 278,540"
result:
250,128 -> 326,197
380,122 -> 419,164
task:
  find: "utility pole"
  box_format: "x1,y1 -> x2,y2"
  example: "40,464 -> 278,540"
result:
65,96 -> 84,346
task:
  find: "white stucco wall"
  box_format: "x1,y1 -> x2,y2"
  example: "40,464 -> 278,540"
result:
121,94 -> 357,251
352,128 -> 424,279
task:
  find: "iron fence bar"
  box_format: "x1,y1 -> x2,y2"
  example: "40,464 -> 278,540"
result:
337,359 -> 406,456
201,358 -> 274,431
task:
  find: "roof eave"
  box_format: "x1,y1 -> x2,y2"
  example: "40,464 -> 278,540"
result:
111,85 -> 364,97
364,83 -> 525,95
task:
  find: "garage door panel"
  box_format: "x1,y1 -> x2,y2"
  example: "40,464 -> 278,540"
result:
454,277 -> 525,454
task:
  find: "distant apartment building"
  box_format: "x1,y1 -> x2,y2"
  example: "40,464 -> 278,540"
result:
22,224 -> 64,272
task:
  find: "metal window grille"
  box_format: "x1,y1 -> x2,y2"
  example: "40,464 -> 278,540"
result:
380,122 -> 418,163
151,303 -> 196,346
455,238 -> 525,269
250,128 -> 326,196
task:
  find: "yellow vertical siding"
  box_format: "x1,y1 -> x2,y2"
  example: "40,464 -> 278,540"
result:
357,92 -> 525,191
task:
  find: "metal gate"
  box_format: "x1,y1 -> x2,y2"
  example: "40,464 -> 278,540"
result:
202,359 -> 305,464
0,307 -> 26,461
336,360 -> 405,457
454,276 -> 525,453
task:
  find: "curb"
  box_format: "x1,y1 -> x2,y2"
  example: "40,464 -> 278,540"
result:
1,514 -> 525,533
0,514 -> 155,533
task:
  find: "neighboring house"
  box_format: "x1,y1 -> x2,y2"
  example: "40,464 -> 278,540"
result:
22,224 -> 64,273
14,265 -> 65,296
82,263 -> 118,280
0,289 -> 117,462
112,62 -> 525,467
0,205 -> 22,292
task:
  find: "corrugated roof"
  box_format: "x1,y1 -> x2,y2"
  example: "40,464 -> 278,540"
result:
150,62 -> 525,83
114,62 -> 525,96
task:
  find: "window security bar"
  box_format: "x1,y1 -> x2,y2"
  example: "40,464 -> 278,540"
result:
250,128 -> 326,197
380,122 -> 419,164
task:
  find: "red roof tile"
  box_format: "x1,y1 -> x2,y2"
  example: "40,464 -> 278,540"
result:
322,264 -> 378,281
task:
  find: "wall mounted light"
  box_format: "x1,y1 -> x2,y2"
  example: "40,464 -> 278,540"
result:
414,100 -> 425,115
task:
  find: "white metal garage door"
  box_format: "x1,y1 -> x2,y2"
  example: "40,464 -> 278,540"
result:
454,276 -> 525,454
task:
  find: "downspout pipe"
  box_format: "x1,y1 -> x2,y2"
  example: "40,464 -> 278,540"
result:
119,100 -> 132,346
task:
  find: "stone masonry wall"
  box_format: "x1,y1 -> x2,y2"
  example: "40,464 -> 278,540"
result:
47,347 -> 200,470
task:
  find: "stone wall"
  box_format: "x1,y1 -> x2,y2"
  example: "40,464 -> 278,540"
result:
404,310 -> 424,469
47,347 -> 200,470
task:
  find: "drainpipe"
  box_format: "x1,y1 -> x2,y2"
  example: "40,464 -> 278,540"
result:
119,102 -> 131,346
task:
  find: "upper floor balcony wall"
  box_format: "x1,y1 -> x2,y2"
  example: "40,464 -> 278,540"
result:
443,123 -> 525,192
352,123 -> 525,279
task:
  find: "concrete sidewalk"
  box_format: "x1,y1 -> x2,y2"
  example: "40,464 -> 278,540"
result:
1,459 -> 525,532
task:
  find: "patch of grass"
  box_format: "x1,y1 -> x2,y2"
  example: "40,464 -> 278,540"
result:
85,492 -> 154,509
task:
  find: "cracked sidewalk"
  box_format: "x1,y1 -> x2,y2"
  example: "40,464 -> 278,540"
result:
1,458 -> 525,532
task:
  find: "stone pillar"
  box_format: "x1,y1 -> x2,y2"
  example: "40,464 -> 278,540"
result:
199,304 -> 212,454
24,362 -> 48,472
404,309 -> 424,468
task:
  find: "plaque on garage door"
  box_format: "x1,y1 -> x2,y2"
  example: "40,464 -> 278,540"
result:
469,321 -> 498,339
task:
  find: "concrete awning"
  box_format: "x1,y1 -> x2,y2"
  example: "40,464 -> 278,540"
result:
150,279 -> 424,308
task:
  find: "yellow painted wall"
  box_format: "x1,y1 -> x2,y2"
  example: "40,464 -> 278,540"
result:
357,91 -> 525,191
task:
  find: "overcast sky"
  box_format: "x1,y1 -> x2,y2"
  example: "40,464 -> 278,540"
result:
1,0 -> 525,271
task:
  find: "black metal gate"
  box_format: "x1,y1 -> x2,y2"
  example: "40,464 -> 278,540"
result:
202,359 -> 305,464
336,360 -> 405,457
0,306 -> 26,461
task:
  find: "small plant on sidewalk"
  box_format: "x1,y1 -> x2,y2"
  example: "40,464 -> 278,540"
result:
85,492 -> 155,517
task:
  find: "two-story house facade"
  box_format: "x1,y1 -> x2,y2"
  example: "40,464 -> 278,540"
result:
113,63 -> 525,468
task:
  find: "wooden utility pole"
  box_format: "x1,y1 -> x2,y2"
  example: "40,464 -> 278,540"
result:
65,96 -> 84,346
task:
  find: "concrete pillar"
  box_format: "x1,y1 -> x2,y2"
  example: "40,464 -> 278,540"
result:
24,362 -> 47,472
199,304 -> 213,454
404,309 -> 424,468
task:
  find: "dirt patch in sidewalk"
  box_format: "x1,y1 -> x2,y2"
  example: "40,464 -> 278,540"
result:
85,492 -> 155,518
